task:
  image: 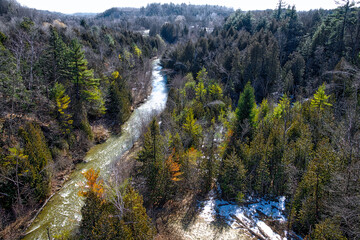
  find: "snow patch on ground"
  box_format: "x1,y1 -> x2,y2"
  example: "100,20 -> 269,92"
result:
246,196 -> 287,222
198,193 -> 216,222
198,188 -> 288,240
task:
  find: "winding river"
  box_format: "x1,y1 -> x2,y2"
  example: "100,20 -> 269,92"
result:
24,59 -> 168,240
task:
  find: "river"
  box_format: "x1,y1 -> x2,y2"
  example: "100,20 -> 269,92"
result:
24,59 -> 168,240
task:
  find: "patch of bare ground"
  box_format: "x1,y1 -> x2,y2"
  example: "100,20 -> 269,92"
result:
91,124 -> 110,144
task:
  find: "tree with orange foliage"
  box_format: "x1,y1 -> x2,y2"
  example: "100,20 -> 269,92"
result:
166,148 -> 183,182
79,168 -> 107,239
78,168 -> 105,200
78,168 -> 155,239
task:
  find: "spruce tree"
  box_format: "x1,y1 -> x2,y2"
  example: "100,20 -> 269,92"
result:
46,27 -> 70,86
107,72 -> 131,127
137,118 -> 166,205
235,81 -> 256,137
292,139 -> 339,234
218,152 -> 247,201
121,185 -> 156,239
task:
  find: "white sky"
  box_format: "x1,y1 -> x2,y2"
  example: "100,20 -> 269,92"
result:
16,0 -> 339,14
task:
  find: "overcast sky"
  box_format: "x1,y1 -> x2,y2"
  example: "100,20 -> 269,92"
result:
16,0 -> 339,14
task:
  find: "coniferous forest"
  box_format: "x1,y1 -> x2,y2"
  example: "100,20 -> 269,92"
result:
0,0 -> 359,239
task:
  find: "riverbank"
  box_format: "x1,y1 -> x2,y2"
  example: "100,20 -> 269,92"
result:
0,59 -> 157,240
20,58 -> 167,240
48,57 -> 155,204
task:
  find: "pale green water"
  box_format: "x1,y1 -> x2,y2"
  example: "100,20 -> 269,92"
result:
24,59 -> 168,239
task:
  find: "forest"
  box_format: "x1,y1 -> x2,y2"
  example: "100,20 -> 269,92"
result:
0,0 -> 359,239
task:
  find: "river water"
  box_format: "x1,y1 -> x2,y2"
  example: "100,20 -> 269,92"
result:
24,59 -> 168,240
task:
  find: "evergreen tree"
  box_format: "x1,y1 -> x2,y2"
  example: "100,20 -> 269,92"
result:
43,27 -> 70,87
19,123 -> 52,201
283,6 -> 303,62
312,218 -> 347,240
68,40 -> 105,131
182,109 -> 202,148
274,0 -> 287,20
292,139 -> 339,234
0,42 -> 27,114
121,185 -> 156,239
218,152 -> 247,201
137,118 -> 166,205
181,40 -> 195,64
107,71 -> 131,128
195,77 -> 207,103
310,83 -> 332,112
51,83 -> 73,136
235,81 -> 256,137
160,23 -> 177,43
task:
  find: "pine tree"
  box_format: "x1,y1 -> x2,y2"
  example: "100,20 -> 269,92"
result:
195,79 -> 206,103
68,40 -> 106,129
51,83 -> 73,136
121,185 -> 156,239
312,218 -> 347,240
137,118 -> 166,205
218,152 -> 247,201
107,72 -> 131,127
311,83 -> 332,112
235,81 -> 256,137
19,123 -> 52,201
182,109 -> 202,148
43,27 -> 70,86
292,139 -> 339,234
309,83 -> 333,145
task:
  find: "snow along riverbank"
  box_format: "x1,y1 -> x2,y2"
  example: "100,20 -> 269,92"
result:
198,186 -> 297,240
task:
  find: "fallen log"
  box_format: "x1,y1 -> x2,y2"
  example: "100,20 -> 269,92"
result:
230,214 -> 266,240
256,222 -> 272,240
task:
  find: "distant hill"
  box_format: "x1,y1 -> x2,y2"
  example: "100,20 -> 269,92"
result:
96,3 -> 233,19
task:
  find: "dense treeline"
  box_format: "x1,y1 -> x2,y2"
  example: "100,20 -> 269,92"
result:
96,3 -> 232,44
0,0 -> 163,237
157,1 -> 360,239
223,83 -> 359,238
137,69 -> 228,207
162,1 -> 360,103
99,3 -> 232,20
